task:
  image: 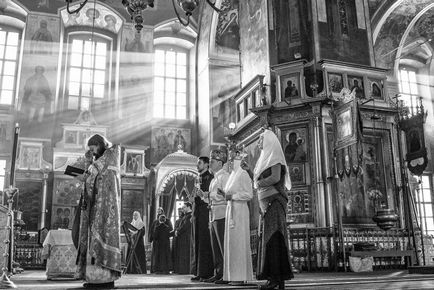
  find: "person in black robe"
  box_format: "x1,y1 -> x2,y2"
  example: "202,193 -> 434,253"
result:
171,208 -> 184,271
173,202 -> 193,274
191,157 -> 214,281
150,208 -> 173,274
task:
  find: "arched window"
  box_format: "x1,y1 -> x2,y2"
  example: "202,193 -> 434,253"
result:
398,68 -> 419,114
0,27 -> 20,106
153,47 -> 188,119
65,33 -> 112,111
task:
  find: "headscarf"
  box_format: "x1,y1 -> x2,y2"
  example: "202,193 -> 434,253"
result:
253,129 -> 292,191
131,211 -> 145,230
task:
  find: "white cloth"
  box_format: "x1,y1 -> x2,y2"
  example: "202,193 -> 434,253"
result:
223,164 -> 253,282
209,168 -> 229,221
253,129 -> 291,191
43,229 -> 74,247
131,214 -> 145,230
42,230 -> 77,279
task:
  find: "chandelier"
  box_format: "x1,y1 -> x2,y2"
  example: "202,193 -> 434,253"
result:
65,0 -> 222,32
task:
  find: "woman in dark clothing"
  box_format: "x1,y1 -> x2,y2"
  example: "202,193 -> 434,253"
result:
173,202 -> 193,274
241,129 -> 293,290
171,208 -> 184,272
125,211 -> 147,274
150,208 -> 173,274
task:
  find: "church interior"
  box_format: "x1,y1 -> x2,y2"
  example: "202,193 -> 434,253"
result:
0,0 -> 433,278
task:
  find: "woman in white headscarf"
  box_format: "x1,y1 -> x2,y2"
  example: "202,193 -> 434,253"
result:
241,129 -> 293,290
131,211 -> 145,230
125,211 -> 147,274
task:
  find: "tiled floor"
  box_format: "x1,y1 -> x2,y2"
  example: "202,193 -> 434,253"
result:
9,270 -> 434,289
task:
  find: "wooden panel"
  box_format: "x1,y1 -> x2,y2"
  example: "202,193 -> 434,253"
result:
121,189 -> 143,223
15,180 -> 42,231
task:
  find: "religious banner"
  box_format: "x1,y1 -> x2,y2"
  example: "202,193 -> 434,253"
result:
399,114 -> 428,176
330,88 -> 363,152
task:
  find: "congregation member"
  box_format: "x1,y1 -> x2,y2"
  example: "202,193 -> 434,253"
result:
125,211 -> 147,274
205,149 -> 229,284
190,157 -> 214,281
241,129 -> 293,290
74,134 -> 122,289
221,151 -> 253,285
173,202 -> 193,274
171,208 -> 184,271
150,208 -> 173,274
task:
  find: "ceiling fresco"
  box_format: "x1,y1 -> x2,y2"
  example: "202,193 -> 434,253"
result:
11,0 -> 198,27
406,7 -> 434,46
367,0 -> 384,18
373,0 -> 434,69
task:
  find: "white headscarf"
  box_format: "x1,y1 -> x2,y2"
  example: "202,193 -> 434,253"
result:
253,129 -> 292,191
131,211 -> 145,230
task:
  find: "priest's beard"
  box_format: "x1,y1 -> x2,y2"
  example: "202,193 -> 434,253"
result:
93,146 -> 106,160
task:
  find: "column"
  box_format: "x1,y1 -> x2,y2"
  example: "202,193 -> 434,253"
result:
313,114 -> 326,227
40,170 -> 49,229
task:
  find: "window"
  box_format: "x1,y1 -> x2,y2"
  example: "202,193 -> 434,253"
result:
0,29 -> 20,105
67,35 -> 109,110
415,175 -> 434,236
0,159 -> 5,191
398,69 -> 419,115
154,48 -> 187,119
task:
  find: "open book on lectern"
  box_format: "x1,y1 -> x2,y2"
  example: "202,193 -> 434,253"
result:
64,165 -> 85,177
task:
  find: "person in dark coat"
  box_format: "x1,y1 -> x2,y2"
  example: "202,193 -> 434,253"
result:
150,208 -> 173,274
191,157 -> 214,281
171,208 -> 184,271
173,202 -> 193,274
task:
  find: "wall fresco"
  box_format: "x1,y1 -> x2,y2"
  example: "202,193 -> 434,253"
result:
318,0 -> 370,65
239,0 -> 269,85
374,0 -> 433,69
210,64 -> 241,145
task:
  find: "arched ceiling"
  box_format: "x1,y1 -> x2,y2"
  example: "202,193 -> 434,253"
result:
15,0 -> 199,28
372,0 -> 434,71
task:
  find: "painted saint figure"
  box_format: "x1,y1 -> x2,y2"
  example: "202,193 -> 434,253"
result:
173,130 -> 187,151
104,14 -> 117,32
23,66 -> 52,122
30,19 -> 53,54
284,80 -> 299,102
125,32 -> 146,52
